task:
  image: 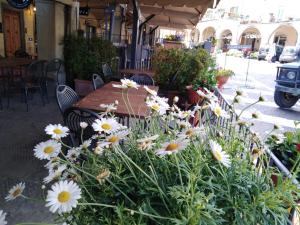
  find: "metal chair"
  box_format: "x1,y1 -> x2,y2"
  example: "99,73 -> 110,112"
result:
92,74 -> 104,90
63,107 -> 101,146
56,85 -> 79,115
20,60 -> 47,111
129,74 -> 154,86
102,63 -> 120,82
46,58 -> 63,85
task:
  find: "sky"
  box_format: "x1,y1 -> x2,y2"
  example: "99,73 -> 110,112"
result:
217,0 -> 299,21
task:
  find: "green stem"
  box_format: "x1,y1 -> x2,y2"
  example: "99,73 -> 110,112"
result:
78,203 -> 174,220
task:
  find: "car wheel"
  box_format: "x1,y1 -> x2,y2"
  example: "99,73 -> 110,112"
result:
274,90 -> 298,108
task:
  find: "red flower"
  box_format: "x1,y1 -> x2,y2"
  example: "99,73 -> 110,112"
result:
296,143 -> 300,153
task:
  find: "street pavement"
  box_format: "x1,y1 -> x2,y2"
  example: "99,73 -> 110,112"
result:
216,54 -> 300,136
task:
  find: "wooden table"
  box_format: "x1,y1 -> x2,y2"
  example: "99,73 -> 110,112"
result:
74,81 -> 159,118
119,69 -> 155,77
0,58 -> 34,68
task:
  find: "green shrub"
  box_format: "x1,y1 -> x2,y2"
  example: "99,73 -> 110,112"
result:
64,35 -> 117,81
153,48 -> 217,92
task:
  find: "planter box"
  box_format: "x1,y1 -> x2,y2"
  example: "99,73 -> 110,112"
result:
163,40 -> 184,49
74,79 -> 94,97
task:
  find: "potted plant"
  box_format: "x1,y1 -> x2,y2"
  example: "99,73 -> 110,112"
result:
216,69 -> 234,89
5,88 -> 299,225
64,36 -> 117,96
186,51 -> 217,104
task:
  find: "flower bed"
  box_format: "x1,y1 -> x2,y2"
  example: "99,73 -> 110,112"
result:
1,80 -> 299,225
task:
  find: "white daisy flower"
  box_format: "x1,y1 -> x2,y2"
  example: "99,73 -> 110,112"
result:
156,139 -> 189,156
80,139 -> 92,149
209,102 -> 229,118
0,210 -> 7,225
80,122 -> 88,129
44,165 -> 67,184
137,134 -> 159,151
44,157 -> 61,171
209,140 -> 231,168
144,86 -> 157,96
46,180 -> 81,214
176,120 -> 192,130
100,103 -> 117,112
92,118 -> 121,134
5,182 -> 25,201
94,145 -> 104,155
100,130 -> 129,147
66,148 -> 81,162
146,96 -> 169,115
113,78 -> 139,89
34,140 -> 61,160
45,124 -> 69,139
96,169 -> 111,184
176,110 -> 194,120
179,126 -> 205,139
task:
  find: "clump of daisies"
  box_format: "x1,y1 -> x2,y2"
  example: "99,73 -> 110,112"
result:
5,80 -> 299,225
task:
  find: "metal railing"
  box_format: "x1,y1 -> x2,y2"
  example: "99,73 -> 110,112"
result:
213,88 -> 299,221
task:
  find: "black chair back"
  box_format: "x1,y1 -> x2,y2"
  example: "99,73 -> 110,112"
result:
26,60 -> 47,84
130,74 -> 154,86
63,107 -> 101,143
102,63 -> 113,80
46,58 -> 63,84
56,85 -> 79,115
92,74 -> 104,90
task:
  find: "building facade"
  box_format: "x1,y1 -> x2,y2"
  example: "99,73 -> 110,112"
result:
0,0 -> 79,60
196,0 -> 300,51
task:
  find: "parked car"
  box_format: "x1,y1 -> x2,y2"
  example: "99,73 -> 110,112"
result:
279,46 -> 300,63
274,62 -> 300,108
257,45 -> 269,60
266,44 -> 284,62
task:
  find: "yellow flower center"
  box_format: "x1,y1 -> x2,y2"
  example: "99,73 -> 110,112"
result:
151,104 -> 160,111
108,136 -> 119,143
53,128 -> 62,135
214,151 -> 223,161
127,81 -> 135,88
57,191 -> 71,203
101,123 -> 112,130
166,143 -> 178,151
185,129 -> 193,136
214,107 -> 222,117
12,188 -> 22,197
44,146 -> 54,154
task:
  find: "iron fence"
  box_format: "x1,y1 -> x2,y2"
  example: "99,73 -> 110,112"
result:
212,88 -> 299,222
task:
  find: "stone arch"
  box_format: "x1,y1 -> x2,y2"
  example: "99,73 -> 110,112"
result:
239,26 -> 261,51
219,29 -> 232,51
268,24 -> 298,46
201,26 -> 216,42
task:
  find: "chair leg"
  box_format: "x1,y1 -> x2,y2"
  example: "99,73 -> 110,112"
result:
24,88 -> 29,112
39,87 -> 45,106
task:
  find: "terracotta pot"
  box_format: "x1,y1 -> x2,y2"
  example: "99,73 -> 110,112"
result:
271,174 -> 278,186
216,75 -> 230,89
74,79 -> 94,97
296,143 -> 300,153
186,86 -> 204,104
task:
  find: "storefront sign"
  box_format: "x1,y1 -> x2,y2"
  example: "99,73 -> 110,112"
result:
7,0 -> 32,9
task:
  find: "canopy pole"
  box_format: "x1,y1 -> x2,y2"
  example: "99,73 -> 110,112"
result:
131,0 -> 139,69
